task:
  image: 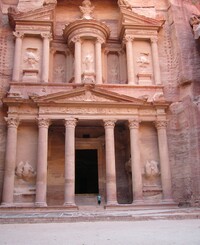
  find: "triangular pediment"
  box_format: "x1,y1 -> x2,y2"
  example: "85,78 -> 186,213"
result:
120,7 -> 165,30
8,4 -> 55,27
33,86 -> 146,105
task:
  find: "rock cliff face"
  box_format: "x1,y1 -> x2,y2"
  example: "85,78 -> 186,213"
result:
0,0 -> 200,206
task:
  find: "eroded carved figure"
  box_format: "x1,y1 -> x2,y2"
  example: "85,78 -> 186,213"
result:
145,160 -> 160,179
83,54 -> 94,72
24,48 -> 39,69
190,15 -> 200,39
79,0 -> 95,20
15,161 -> 36,182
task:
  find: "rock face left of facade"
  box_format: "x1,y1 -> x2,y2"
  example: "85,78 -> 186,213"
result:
0,2 -> 15,202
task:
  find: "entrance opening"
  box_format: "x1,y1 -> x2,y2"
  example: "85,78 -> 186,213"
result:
75,149 -> 99,194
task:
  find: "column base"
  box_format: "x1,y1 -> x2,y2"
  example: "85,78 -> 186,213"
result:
106,201 -> 118,206
63,202 -> 78,210
162,198 -> 176,204
132,199 -> 144,205
35,202 -> 47,207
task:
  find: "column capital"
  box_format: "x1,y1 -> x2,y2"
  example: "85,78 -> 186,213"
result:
65,119 -> 77,128
155,120 -> 167,130
150,37 -> 158,43
13,31 -> 24,39
104,120 -> 116,128
37,118 -> 51,128
72,36 -> 82,44
5,117 -> 20,128
129,119 -> 140,129
123,35 -> 134,43
96,37 -> 104,45
41,33 -> 52,40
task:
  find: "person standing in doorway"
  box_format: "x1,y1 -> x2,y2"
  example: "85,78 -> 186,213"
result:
97,194 -> 101,205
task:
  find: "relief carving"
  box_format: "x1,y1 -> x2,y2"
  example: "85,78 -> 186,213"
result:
15,161 -> 36,182
144,160 -> 160,179
24,48 -> 39,69
83,53 -> 94,73
137,53 -> 150,72
79,0 -> 95,20
54,65 -> 65,83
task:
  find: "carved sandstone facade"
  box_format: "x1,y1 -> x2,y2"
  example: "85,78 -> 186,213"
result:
0,0 -> 200,208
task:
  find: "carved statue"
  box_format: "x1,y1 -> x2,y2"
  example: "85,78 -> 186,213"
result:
15,161 -> 36,182
83,54 -> 94,72
79,0 -> 95,20
118,0 -> 132,10
144,160 -> 160,179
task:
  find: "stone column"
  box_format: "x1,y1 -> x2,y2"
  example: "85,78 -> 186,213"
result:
151,37 -> 161,85
156,120 -> 173,202
35,118 -> 50,207
129,120 -> 143,203
104,120 -> 117,205
12,32 -> 24,82
73,37 -> 82,84
1,118 -> 19,206
49,47 -> 56,83
95,38 -> 104,84
124,36 -> 135,85
103,49 -> 109,83
64,119 -> 77,206
41,33 -> 52,83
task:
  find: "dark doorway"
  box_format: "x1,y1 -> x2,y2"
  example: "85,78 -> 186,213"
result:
75,149 -> 99,194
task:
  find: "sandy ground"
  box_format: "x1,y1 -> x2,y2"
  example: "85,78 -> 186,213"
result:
0,219 -> 200,245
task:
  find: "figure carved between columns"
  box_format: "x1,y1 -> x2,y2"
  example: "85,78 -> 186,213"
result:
15,161 -> 36,182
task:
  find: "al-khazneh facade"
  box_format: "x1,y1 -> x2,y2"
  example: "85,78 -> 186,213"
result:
0,0 -> 200,209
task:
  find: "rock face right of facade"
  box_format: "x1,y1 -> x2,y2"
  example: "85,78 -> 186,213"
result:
0,0 -> 199,208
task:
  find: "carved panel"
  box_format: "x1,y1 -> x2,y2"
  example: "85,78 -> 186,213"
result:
107,53 -> 120,84
53,52 -> 66,83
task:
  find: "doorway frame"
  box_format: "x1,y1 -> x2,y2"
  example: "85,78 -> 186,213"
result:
75,138 -> 105,197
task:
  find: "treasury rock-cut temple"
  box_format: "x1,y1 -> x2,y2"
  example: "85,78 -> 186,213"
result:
0,0 -> 200,209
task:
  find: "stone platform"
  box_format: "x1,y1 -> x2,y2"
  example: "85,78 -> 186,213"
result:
0,207 -> 199,224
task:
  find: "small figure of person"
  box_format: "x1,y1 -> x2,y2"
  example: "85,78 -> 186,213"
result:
97,194 -> 101,205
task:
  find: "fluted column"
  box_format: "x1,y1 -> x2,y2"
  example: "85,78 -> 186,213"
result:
95,38 -> 103,84
64,119 -> 77,206
41,33 -> 52,83
73,37 -> 82,84
124,36 -> 135,85
129,120 -> 143,203
156,120 -> 173,202
151,37 -> 161,85
35,118 -> 50,207
1,118 -> 20,206
12,32 -> 24,82
104,120 -> 117,205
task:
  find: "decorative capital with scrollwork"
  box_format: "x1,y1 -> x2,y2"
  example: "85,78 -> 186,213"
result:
150,37 -> 158,44
129,119 -> 140,129
5,117 -> 20,128
123,35 -> 134,43
155,120 -> 167,130
104,120 -> 116,128
13,31 -> 24,39
41,33 -> 52,40
65,119 -> 77,128
72,36 -> 82,44
37,118 -> 51,128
